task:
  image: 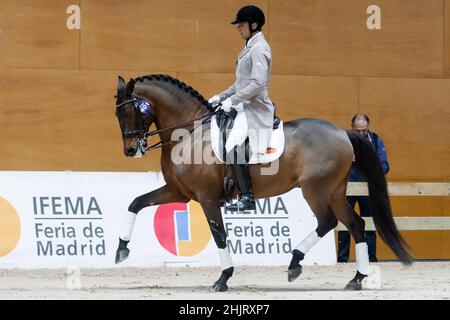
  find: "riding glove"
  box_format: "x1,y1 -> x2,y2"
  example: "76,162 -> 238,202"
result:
208,95 -> 221,106
220,98 -> 233,112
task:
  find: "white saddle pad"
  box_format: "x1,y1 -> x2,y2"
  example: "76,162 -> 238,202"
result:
210,110 -> 285,164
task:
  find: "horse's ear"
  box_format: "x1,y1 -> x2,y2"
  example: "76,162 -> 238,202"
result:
126,78 -> 135,94
117,76 -> 126,94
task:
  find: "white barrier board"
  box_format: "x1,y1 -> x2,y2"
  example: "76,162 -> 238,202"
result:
0,171 -> 336,268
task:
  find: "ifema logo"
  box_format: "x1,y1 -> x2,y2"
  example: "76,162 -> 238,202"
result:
153,201 -> 211,256
0,197 -> 21,257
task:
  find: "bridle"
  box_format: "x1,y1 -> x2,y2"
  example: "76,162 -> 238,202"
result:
116,97 -> 148,139
116,95 -> 219,154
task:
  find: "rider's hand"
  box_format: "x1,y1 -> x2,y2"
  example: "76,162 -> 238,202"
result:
208,95 -> 221,106
220,98 -> 233,112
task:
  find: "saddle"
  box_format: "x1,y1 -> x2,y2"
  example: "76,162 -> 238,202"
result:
211,109 -> 285,165
212,106 -> 285,204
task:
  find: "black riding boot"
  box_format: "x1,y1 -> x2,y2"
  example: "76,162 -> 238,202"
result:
227,163 -> 255,211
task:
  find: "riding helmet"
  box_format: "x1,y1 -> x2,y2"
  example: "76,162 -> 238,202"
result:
231,5 -> 265,30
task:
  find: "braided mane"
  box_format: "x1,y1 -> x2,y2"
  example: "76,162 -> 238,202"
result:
134,74 -> 214,110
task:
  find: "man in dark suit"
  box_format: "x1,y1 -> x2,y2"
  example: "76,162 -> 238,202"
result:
337,114 -> 390,263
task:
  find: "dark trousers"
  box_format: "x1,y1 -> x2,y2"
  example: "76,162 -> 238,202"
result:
337,196 -> 377,262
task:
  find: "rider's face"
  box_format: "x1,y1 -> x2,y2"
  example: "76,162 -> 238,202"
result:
237,22 -> 251,40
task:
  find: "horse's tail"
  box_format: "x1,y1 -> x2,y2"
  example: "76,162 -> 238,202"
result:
347,132 -> 413,265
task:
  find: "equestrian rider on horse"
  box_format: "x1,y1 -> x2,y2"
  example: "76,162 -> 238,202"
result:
209,5 -> 275,212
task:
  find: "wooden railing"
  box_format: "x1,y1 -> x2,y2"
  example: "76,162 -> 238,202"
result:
335,182 -> 450,231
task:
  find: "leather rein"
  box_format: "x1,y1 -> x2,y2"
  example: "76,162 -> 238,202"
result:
116,96 -> 219,153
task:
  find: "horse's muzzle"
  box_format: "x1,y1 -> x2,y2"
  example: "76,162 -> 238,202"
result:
124,139 -> 147,158
124,148 -> 136,156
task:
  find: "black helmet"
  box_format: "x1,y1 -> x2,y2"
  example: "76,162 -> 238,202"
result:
231,5 -> 265,31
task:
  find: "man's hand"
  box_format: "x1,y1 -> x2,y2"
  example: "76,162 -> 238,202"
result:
208,95 -> 221,106
220,98 -> 233,112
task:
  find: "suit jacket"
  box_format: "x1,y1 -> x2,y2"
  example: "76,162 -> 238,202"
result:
349,131 -> 390,182
219,32 -> 275,154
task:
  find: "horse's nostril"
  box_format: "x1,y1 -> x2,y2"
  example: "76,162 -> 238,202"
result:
125,148 -> 136,156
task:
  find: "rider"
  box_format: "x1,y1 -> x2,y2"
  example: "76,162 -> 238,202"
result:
209,5 -> 275,211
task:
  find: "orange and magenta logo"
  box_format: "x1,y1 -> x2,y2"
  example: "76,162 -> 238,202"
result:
153,201 -> 211,256
0,197 -> 21,257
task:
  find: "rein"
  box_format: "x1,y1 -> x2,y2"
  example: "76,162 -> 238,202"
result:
146,111 -> 217,137
116,96 -> 220,153
143,111 -> 217,152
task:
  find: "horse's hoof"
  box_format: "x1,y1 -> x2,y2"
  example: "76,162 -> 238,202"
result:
209,282 -> 228,292
287,266 -> 302,282
344,280 -> 362,290
115,248 -> 130,264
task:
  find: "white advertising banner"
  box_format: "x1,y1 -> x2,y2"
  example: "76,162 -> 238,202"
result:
0,171 -> 336,268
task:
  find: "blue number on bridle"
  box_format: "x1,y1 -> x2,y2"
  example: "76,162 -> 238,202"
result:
135,99 -> 152,115
116,97 -> 154,139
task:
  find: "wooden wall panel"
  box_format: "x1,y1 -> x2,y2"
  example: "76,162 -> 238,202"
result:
377,231 -> 443,260
178,73 -> 359,128
340,231 -> 444,261
444,196 -> 450,216
359,78 -> 450,180
0,0 -> 79,69
443,231 -> 450,259
176,73 -> 236,101
442,197 -> 450,258
390,197 -> 443,217
388,197 -> 444,259
81,0 -> 268,72
445,0 -> 450,77
337,197 -> 445,260
270,0 -> 443,77
0,69 -> 163,171
269,75 -> 358,128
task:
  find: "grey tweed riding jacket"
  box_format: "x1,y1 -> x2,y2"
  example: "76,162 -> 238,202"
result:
219,32 -> 275,154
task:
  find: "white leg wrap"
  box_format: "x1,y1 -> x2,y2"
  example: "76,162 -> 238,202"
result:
295,231 -> 321,254
356,242 -> 370,275
119,212 -> 137,241
218,248 -> 234,271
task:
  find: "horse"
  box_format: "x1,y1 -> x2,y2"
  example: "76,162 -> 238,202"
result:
113,74 -> 412,292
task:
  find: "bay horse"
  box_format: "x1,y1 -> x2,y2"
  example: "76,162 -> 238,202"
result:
114,74 -> 412,291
